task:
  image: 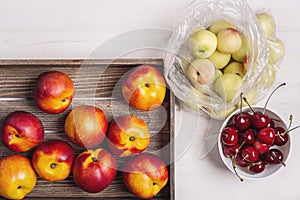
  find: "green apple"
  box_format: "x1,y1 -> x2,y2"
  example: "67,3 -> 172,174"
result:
232,34 -> 251,62
187,29 -> 218,58
214,73 -> 242,102
268,38 -> 285,64
187,58 -> 216,85
209,20 -> 236,35
217,28 -> 242,54
257,12 -> 276,37
223,62 -> 245,78
209,50 -> 231,69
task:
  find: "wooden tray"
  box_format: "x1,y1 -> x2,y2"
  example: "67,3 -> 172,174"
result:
0,59 -> 174,200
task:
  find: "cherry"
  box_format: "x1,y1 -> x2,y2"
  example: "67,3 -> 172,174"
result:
248,159 -> 266,173
235,154 -> 248,167
233,93 -> 251,131
266,119 -> 275,128
242,146 -> 259,162
274,127 -> 289,146
221,126 -> 239,146
239,129 -> 255,145
257,127 -> 275,145
243,83 -> 286,129
223,144 -> 240,158
253,139 -> 271,154
274,115 -> 300,146
265,149 -> 285,166
251,112 -> 271,129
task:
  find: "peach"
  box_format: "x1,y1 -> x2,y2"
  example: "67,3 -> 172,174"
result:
1,111 -> 44,152
107,115 -> 150,157
34,71 -> 74,114
123,153 -> 168,199
122,65 -> 166,111
32,139 -> 74,182
72,148 -> 117,193
64,105 -> 108,148
0,154 -> 37,200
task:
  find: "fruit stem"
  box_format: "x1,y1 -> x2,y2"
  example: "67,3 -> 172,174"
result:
287,115 -> 293,130
239,93 -> 243,114
242,97 -> 255,113
263,83 -> 286,114
232,153 -> 244,182
285,125 -> 300,135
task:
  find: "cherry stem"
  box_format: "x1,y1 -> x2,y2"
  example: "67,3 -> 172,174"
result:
263,83 -> 286,114
288,115 -> 293,130
239,93 -> 243,113
232,153 -> 244,182
242,97 -> 255,113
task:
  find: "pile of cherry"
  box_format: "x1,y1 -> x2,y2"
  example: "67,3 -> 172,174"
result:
220,83 -> 299,181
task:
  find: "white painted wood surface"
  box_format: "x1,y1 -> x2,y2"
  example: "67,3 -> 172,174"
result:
1,0 -> 300,199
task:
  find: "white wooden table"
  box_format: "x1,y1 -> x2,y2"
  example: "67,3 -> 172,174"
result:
1,0 -> 300,199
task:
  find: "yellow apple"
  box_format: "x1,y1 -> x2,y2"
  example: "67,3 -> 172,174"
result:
187,58 -> 216,85
257,12 -> 276,37
268,38 -> 285,64
223,62 -> 245,78
208,20 -> 236,35
232,34 -> 251,62
187,29 -> 217,58
217,28 -> 242,54
258,63 -> 276,89
209,50 -> 231,69
214,73 -> 242,102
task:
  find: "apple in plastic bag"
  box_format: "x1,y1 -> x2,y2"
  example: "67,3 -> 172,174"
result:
214,73 -> 242,102
187,58 -> 216,85
257,12 -> 276,37
217,28 -> 242,54
209,50 -> 231,69
268,38 -> 285,64
223,62 -> 245,78
232,34 -> 251,62
187,29 -> 217,58
209,20 -> 236,35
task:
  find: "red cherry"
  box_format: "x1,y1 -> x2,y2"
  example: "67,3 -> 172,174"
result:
265,149 -> 285,166
252,112 -> 271,129
221,126 -> 239,146
248,159 -> 266,173
257,127 -> 275,145
242,146 -> 259,162
239,129 -> 255,145
274,127 -> 289,146
253,139 -> 271,154
266,119 -> 275,128
235,154 -> 248,167
223,144 -> 240,158
233,112 -> 251,131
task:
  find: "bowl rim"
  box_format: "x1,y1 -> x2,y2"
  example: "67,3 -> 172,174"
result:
218,106 -> 292,180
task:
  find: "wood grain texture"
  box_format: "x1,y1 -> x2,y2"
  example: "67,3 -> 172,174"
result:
0,59 -> 173,200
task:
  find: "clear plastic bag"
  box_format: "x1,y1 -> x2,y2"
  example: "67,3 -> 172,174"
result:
164,0 -> 284,120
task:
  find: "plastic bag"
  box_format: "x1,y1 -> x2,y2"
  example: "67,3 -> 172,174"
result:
164,0 -> 284,120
